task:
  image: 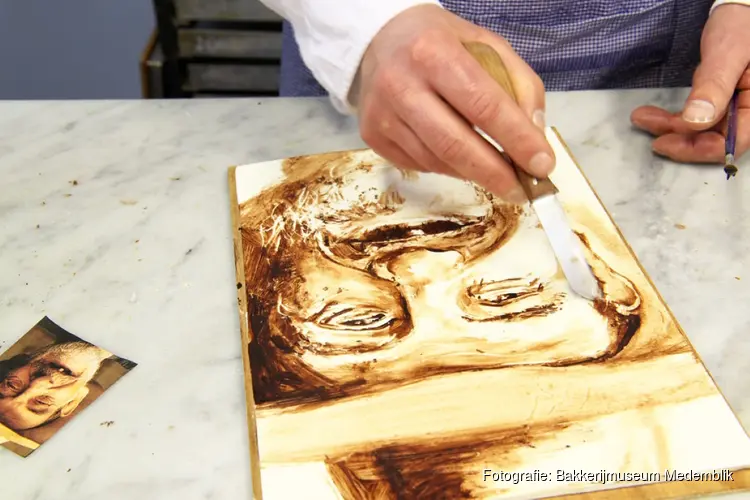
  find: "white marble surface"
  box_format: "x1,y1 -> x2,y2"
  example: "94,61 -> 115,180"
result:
0,91 -> 748,499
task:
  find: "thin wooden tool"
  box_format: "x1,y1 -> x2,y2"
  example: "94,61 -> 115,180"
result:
462,41 -> 601,301
725,89 -> 740,179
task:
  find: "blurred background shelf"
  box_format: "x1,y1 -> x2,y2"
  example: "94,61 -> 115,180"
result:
148,0 -> 283,98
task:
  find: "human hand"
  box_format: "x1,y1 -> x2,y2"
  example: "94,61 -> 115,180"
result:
353,4 -> 555,203
631,4 -> 750,163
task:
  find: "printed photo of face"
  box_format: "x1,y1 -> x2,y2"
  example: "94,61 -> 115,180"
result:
241,154 -> 642,407
0,341 -> 110,431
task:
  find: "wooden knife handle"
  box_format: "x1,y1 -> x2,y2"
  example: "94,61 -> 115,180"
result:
462,41 -> 557,200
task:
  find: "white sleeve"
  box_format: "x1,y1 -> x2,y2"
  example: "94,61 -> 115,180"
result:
259,0 -> 443,114
710,0 -> 750,13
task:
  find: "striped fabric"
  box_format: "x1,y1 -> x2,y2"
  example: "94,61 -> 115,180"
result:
279,0 -> 714,98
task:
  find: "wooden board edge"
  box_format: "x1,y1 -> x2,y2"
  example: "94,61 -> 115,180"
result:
139,29 -> 158,99
228,166 -> 264,500
550,127 -> 750,499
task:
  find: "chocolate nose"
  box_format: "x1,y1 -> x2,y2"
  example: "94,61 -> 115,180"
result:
371,248 -> 464,284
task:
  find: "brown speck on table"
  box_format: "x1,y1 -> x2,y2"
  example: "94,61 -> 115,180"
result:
100,421 -> 115,427
170,177 -> 180,181
63,193 -> 72,198
236,282 -> 242,290
135,239 -> 140,244
69,180 -> 78,186
67,469 -> 71,473
674,223 -> 686,230
35,224 -> 40,229
704,182 -> 708,185
41,201 -> 46,205
736,277 -> 741,281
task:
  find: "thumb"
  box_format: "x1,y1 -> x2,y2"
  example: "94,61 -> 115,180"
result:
683,21 -> 749,129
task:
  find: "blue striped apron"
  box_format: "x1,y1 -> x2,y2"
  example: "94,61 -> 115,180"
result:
279,0 -> 713,97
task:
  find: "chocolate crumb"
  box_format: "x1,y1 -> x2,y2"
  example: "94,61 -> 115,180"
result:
674,223 -> 686,230
69,180 -> 78,186
236,282 -> 242,289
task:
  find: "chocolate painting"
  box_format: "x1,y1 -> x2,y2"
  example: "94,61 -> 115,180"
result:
228,128 -> 750,499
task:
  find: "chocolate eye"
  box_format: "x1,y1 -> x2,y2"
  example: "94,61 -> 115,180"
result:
467,278 -> 544,307
313,303 -> 395,331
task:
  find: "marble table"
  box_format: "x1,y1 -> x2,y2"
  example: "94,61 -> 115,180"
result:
0,90 -> 749,499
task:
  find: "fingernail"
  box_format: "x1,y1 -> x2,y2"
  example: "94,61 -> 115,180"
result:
501,186 -> 528,205
682,100 -> 716,123
532,109 -> 546,129
528,152 -> 555,177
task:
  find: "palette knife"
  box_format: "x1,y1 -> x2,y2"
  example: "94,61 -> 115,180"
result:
463,41 -> 601,301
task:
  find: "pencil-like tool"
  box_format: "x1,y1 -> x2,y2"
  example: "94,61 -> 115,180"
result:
462,41 -> 601,301
725,90 -> 740,180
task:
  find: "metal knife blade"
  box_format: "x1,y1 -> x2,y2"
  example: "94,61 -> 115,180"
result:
465,41 -> 601,301
533,194 -> 601,300
474,127 -> 601,301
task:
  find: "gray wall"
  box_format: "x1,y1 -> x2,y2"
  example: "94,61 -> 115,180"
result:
0,1 -> 155,99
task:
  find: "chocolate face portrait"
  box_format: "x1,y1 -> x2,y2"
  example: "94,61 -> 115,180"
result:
231,133 -> 750,500
240,152 -> 641,408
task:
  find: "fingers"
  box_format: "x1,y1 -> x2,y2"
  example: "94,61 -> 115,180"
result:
651,112 -> 750,163
386,79 -> 527,202
740,69 -> 750,90
631,106 -> 683,136
359,110 -> 425,172
408,34 -> 554,179
378,113 -> 464,179
652,132 -> 725,163
367,133 -> 428,173
359,103 -> 467,179
477,34 -> 547,128
682,8 -> 750,129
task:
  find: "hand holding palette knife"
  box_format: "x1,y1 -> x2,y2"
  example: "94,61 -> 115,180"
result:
462,41 -> 602,301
